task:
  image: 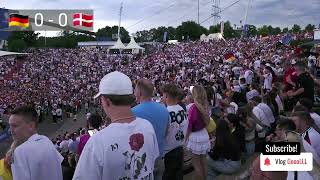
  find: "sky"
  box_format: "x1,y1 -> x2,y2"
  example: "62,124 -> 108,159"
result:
1,0 -> 319,36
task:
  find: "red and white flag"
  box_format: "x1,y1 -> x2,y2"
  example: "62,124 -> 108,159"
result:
73,13 -> 93,27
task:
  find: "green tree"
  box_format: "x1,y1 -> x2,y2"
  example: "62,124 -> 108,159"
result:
273,27 -> 281,35
209,24 -> 220,34
153,26 -> 168,42
8,39 -> 27,52
258,25 -> 269,36
304,24 -> 315,32
282,27 -> 289,33
223,21 -> 237,38
248,25 -> 258,36
96,26 -> 130,43
176,21 -> 207,41
291,24 -> 301,33
167,26 -> 177,40
135,30 -> 153,42
8,31 -> 39,47
208,21 -> 238,38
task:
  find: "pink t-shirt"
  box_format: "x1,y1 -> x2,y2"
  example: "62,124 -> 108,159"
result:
77,134 -> 90,156
188,104 -> 206,132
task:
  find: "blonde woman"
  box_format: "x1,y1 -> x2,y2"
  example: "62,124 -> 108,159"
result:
186,85 -> 211,180
0,141 -> 17,180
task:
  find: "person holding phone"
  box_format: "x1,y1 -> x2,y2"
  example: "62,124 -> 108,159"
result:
87,113 -> 103,136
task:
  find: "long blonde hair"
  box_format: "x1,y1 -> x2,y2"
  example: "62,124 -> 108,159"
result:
192,85 -> 210,126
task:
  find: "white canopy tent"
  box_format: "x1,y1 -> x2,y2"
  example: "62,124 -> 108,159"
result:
0,50 -> 28,57
200,33 -> 226,42
108,38 -> 126,50
124,37 -> 145,54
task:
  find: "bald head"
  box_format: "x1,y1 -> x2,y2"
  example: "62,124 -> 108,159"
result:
134,79 -> 154,102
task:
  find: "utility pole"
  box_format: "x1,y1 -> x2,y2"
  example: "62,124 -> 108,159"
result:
118,2 -> 123,40
198,0 -> 200,24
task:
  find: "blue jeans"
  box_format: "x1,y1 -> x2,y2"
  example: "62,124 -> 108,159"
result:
245,141 -> 255,155
207,156 -> 241,180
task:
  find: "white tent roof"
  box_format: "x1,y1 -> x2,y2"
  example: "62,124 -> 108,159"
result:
0,50 -> 28,56
124,37 -> 145,50
108,38 -> 126,50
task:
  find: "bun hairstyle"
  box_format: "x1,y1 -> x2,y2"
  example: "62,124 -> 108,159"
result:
192,85 -> 210,126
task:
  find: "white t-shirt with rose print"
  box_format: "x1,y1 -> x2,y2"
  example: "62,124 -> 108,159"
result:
73,117 -> 159,180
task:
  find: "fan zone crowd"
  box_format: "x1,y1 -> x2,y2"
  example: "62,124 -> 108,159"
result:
1,32 -> 320,180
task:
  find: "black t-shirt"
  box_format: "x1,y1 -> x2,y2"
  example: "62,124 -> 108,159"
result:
296,72 -> 314,102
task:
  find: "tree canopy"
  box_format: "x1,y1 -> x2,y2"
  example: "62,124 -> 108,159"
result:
5,21 -> 313,50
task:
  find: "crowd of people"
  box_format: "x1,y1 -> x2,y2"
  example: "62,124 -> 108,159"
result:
0,31 -> 320,180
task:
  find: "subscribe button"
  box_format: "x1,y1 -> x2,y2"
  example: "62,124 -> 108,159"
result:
260,142 -> 313,171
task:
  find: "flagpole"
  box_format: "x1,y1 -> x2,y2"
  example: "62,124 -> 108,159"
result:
241,0 -> 252,38
118,2 -> 123,55
45,30 -> 47,47
197,0 -> 200,24
118,2 -> 123,40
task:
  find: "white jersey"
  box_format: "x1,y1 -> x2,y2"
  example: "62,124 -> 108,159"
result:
73,118 -> 159,180
244,70 -> 254,85
56,108 -> 62,116
11,134 -> 63,180
252,103 -> 275,127
263,73 -> 273,90
164,105 -> 188,154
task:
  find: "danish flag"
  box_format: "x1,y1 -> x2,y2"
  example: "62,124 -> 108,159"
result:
73,13 -> 93,27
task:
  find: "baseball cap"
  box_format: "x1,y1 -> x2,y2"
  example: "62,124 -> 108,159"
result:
290,59 -> 296,65
94,71 -> 133,98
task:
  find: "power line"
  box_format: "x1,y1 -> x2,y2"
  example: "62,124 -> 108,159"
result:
130,0 -> 240,32
135,0 -> 212,32
165,0 -> 212,27
126,2 -> 178,29
200,0 -> 242,25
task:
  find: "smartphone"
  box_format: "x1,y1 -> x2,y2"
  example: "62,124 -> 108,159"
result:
88,130 -> 94,136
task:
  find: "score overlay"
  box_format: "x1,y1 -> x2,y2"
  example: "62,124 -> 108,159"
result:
2,9 -> 94,31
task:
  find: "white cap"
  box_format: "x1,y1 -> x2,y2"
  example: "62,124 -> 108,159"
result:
94,71 -> 133,98
291,59 -> 296,65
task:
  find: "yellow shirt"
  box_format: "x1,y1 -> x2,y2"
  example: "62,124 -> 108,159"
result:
0,159 -> 12,180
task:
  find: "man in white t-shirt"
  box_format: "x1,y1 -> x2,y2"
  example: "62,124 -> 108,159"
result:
263,68 -> 273,92
251,96 -> 275,127
161,84 -> 188,180
73,71 -> 159,180
244,69 -> 254,85
9,106 -> 63,180
56,107 -> 62,122
51,108 -> 57,124
291,111 -> 320,158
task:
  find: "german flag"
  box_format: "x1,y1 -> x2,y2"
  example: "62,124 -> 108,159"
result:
9,14 -> 29,28
224,53 -> 236,62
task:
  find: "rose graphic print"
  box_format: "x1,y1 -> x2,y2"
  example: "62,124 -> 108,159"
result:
129,133 -> 144,151
121,133 -> 148,179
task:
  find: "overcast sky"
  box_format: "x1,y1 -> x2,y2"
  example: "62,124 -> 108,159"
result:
2,0 -> 319,35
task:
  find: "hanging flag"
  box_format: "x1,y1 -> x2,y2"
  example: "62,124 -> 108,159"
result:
163,31 -> 168,42
0,8 -> 9,29
224,53 -> 236,62
8,14 -> 29,28
73,13 -> 93,27
282,34 -> 292,45
243,24 -> 249,32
